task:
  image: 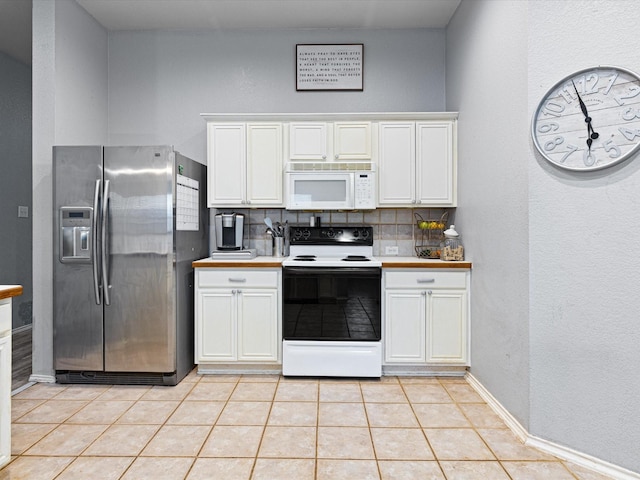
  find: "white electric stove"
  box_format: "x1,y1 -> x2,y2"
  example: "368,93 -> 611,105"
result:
281,226 -> 382,378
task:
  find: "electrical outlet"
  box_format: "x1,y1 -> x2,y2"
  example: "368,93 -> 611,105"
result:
18,206 -> 29,218
385,245 -> 399,256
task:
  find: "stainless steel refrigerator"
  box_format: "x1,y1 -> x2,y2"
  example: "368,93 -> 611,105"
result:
53,146 -> 207,385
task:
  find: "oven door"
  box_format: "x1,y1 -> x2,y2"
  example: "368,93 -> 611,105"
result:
282,266 -> 381,341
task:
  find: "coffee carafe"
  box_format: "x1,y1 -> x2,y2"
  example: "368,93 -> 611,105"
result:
215,213 -> 244,250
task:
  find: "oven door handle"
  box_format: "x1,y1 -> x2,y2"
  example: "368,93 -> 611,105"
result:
283,267 -> 381,276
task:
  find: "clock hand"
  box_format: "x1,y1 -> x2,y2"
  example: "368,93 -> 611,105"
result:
572,80 -> 600,150
572,80 -> 590,118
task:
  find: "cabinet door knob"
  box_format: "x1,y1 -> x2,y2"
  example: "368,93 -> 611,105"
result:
428,290 -> 432,295
421,291 -> 427,296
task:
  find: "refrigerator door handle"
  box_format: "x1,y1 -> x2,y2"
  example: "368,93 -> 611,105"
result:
92,179 -> 102,305
102,179 -> 111,305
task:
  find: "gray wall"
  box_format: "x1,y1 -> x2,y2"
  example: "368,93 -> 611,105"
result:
32,4 -> 446,377
528,0 -> 640,472
450,0 -> 640,473
0,52 -> 32,329
107,28 -> 446,162
446,0 -> 530,428
31,0 -> 640,472
32,0 -> 108,378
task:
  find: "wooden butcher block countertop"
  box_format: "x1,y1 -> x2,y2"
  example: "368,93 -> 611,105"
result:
379,256 -> 472,269
193,257 -> 284,268
0,285 -> 23,300
193,256 -> 471,269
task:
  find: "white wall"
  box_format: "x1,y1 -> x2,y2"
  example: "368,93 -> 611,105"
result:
32,0 -> 108,378
528,0 -> 640,472
446,1 -> 530,427
107,28 -> 446,162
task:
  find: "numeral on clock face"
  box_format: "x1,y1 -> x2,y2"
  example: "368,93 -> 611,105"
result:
560,144 -> 578,163
583,149 -> 596,167
542,101 -> 565,117
602,139 -> 621,158
622,107 -> 640,121
615,85 -> 640,106
537,122 -> 559,133
544,136 -> 564,151
619,127 -> 640,141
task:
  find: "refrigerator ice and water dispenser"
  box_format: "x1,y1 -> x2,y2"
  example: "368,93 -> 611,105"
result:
59,206 -> 93,263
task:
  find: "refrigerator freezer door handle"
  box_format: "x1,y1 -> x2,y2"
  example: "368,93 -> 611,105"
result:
92,179 -> 101,305
102,179 -> 111,305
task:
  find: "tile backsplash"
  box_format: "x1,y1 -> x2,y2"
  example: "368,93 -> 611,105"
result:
211,208 -> 454,257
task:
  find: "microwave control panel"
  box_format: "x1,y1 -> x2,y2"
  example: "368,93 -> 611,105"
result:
354,172 -> 376,209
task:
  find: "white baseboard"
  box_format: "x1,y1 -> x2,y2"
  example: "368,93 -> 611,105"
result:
465,372 -> 528,442
11,382 -> 36,396
465,372 -> 640,480
28,374 -> 55,384
196,364 -> 281,375
12,323 -> 32,335
382,365 -> 467,376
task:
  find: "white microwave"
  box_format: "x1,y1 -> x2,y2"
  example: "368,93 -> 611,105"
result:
286,170 -> 376,210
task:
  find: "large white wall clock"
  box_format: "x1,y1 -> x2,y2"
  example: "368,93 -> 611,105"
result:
532,66 -> 640,171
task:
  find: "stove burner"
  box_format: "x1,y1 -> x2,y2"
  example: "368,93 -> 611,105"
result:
293,255 -> 316,262
342,255 -> 371,262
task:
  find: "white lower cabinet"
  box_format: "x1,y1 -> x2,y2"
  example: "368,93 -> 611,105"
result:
195,269 -> 281,366
1,298 -> 12,468
383,270 -> 469,366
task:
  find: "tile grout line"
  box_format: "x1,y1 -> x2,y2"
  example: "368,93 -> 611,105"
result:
440,378 -> 582,480
5,373 -> 609,480
247,374 -> 280,479
176,373 -> 209,480
438,377 -> 514,480
398,376 -> 448,479
359,378 -> 383,480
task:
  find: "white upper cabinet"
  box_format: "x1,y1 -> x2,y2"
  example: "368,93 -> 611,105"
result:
289,122 -> 329,161
202,113 -> 457,209
288,121 -> 372,161
377,122 -> 416,205
207,122 -> 283,207
333,122 -> 372,160
246,123 -> 283,205
416,121 -> 455,206
378,120 -> 456,207
207,123 -> 245,206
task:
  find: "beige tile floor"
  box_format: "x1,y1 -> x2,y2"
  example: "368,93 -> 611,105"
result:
2,372 -> 613,480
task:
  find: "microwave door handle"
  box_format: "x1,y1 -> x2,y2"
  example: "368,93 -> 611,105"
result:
92,179 -> 101,305
101,179 -> 111,306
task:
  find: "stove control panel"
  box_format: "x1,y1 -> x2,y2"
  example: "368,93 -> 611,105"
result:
290,226 -> 373,246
